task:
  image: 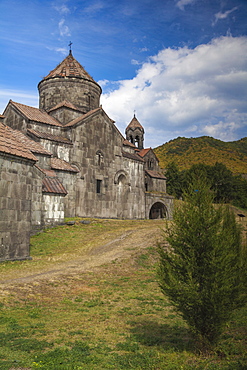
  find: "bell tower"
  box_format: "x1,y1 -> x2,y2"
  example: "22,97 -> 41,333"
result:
125,114 -> 144,149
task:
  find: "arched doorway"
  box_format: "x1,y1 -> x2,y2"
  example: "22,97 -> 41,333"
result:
149,202 -> 166,219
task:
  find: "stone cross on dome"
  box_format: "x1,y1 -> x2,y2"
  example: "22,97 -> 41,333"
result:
68,41 -> 73,55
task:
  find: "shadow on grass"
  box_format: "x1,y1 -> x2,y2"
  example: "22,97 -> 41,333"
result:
128,319 -> 193,351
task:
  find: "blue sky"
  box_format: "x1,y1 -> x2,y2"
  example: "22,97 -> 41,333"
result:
0,0 -> 246,148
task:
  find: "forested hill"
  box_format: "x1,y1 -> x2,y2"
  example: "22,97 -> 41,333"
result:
154,136 -> 247,174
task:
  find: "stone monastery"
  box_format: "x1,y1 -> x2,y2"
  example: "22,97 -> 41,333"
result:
0,51 -> 173,261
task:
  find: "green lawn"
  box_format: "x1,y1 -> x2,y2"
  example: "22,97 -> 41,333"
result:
0,219 -> 246,369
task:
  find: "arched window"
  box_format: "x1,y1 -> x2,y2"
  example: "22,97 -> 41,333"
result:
148,158 -> 154,170
118,174 -> 126,186
96,150 -> 103,166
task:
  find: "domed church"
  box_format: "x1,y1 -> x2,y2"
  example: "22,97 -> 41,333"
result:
0,51 -> 173,261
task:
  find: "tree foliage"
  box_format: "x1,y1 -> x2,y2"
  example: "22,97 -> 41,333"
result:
166,162 -> 247,209
165,162 -> 184,199
154,136 -> 247,175
158,181 -> 247,351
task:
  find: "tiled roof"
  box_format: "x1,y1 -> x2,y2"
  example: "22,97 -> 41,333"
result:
9,101 -> 62,127
122,150 -> 144,162
145,170 -> 166,179
9,128 -> 51,156
41,53 -> 98,86
65,107 -> 101,127
42,176 -> 67,195
27,129 -> 72,145
40,169 -> 57,177
48,100 -> 83,113
138,147 -> 159,162
138,148 -> 151,157
126,114 -> 144,132
123,139 -> 136,148
0,122 -> 37,161
51,157 -> 79,172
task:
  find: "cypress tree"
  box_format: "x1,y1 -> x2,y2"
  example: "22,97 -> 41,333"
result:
157,180 -> 247,351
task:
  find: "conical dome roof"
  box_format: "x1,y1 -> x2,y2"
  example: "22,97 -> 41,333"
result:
38,52 -> 102,114
42,53 -> 96,83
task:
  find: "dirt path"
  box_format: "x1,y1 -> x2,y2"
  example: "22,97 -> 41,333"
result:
0,221 -> 164,288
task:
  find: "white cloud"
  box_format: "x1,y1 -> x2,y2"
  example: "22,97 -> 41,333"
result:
54,4 -> 70,14
176,0 -> 196,11
0,89 -> 38,113
58,18 -> 71,37
213,6 -> 238,26
83,1 -> 105,14
46,46 -> 68,55
131,59 -> 141,65
55,47 -> 68,55
101,36 -> 247,147
203,121 -> 241,141
139,47 -> 148,52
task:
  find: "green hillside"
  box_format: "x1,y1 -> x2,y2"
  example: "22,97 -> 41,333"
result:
154,136 -> 247,174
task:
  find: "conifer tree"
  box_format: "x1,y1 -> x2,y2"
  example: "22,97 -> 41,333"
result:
158,180 -> 247,351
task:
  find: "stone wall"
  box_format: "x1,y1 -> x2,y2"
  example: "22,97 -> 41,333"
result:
40,139 -> 71,162
49,107 -> 82,125
143,150 -> 160,172
55,171 -> 77,218
38,78 -> 101,113
31,166 -> 44,232
146,176 -> 167,193
68,110 -> 146,219
29,122 -> 63,136
42,194 -> 65,225
0,154 -> 42,261
3,105 -> 28,132
34,154 -> 51,170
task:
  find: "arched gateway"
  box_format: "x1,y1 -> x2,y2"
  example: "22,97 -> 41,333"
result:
149,202 -> 167,219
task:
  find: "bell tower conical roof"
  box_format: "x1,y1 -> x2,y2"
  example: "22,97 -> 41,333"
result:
38,53 -> 102,113
126,114 -> 144,132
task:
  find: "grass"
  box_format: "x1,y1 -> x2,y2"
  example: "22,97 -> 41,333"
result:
0,218 -> 246,369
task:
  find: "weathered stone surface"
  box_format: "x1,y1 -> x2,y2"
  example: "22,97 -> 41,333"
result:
0,155 -> 42,261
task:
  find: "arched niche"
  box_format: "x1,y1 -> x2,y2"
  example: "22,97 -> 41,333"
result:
114,170 -> 130,185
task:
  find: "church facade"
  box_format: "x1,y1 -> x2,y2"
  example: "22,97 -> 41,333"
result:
0,52 -> 173,261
